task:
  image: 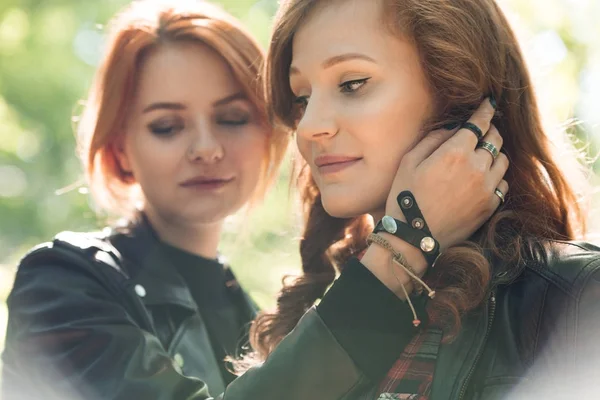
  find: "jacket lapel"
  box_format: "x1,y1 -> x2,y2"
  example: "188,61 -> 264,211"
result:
109,218 -> 198,313
430,304 -> 489,400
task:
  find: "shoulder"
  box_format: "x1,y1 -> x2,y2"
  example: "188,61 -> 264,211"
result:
522,239 -> 600,296
21,229 -> 122,270
12,229 -> 128,298
6,230 -> 139,330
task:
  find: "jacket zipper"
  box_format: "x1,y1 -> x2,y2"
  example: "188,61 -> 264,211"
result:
458,291 -> 497,400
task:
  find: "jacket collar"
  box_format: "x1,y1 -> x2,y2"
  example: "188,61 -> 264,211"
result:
109,215 -> 199,312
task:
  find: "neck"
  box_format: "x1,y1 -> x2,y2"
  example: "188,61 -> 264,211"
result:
370,208 -> 385,223
143,208 -> 223,260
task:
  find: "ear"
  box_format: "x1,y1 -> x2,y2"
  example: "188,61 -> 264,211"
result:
113,135 -> 132,175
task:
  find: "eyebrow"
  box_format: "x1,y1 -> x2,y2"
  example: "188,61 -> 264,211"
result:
212,92 -> 247,107
142,102 -> 185,113
142,92 -> 247,113
289,53 -> 377,75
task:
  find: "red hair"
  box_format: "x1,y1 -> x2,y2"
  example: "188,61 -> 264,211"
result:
250,0 -> 589,357
77,0 -> 289,218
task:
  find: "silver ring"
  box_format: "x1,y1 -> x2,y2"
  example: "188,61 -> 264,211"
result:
476,141 -> 499,160
494,188 -> 505,204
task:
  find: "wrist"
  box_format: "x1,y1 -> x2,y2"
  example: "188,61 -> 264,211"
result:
378,232 -> 428,272
361,242 -> 414,299
378,192 -> 441,268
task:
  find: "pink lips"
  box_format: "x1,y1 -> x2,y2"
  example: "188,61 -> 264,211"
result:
179,176 -> 234,190
314,154 -> 362,175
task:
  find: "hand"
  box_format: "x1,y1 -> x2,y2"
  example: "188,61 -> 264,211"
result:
385,98 -> 509,250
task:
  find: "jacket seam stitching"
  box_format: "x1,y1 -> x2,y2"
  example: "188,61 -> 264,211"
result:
523,254 -> 600,299
531,280 -> 549,365
573,257 -> 600,364
524,261 -> 574,298
574,256 -> 600,298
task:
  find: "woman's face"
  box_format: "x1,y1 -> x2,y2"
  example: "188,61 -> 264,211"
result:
290,0 -> 434,218
118,42 -> 267,226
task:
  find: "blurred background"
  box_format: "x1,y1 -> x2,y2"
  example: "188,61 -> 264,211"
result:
0,0 -> 599,380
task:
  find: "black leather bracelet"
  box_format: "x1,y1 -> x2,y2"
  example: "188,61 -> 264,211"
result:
397,191 -> 434,237
373,218 -> 440,267
373,191 -> 441,267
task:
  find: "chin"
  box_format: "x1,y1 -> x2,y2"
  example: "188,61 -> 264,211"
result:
319,184 -> 386,219
320,197 -> 364,219
177,202 -> 241,225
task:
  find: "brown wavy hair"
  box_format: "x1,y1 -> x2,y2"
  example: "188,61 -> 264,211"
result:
250,0 -> 589,358
77,0 -> 289,219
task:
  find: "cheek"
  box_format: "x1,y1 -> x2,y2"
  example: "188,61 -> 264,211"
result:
126,134 -> 179,182
350,85 -> 427,159
230,130 -> 268,176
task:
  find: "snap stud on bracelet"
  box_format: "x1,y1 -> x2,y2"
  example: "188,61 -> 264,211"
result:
412,218 -> 424,230
420,237 -> 436,253
382,215 -> 398,234
401,196 -> 413,209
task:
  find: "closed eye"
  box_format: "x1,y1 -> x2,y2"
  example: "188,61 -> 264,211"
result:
292,95 -> 309,122
218,119 -> 249,126
148,118 -> 184,136
215,108 -> 252,127
216,115 -> 250,126
294,95 -> 309,108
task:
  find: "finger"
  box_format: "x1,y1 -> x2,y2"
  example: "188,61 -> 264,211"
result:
490,151 -> 509,179
447,97 -> 496,149
474,124 -> 503,169
403,126 -> 458,166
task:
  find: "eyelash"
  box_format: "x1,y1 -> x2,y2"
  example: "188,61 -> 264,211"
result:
339,77 -> 370,93
293,78 -> 371,110
148,112 -> 250,136
216,115 -> 250,126
148,121 -> 183,136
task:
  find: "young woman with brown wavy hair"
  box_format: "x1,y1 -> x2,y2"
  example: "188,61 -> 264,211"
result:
254,0 -> 600,398
1,0 -> 511,399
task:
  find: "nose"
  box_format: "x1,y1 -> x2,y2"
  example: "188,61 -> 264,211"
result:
187,120 -> 224,164
295,93 -> 338,142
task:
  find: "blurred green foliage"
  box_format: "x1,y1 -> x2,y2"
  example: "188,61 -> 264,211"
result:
0,0 -> 600,376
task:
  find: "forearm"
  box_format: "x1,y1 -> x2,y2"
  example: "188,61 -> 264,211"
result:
225,258 -> 422,399
5,258 -> 419,400
360,232 -> 427,298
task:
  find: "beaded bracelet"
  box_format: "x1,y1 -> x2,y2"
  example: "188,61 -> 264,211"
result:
367,233 -> 436,327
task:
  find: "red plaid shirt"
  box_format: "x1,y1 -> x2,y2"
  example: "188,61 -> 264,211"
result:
375,327 -> 442,400
355,250 -> 442,400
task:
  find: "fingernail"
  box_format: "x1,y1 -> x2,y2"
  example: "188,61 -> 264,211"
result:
489,94 -> 497,109
443,122 -> 460,130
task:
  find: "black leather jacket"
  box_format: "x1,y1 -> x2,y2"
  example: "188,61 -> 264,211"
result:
432,240 -> 600,399
3,226 -> 600,399
2,223 -> 421,400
